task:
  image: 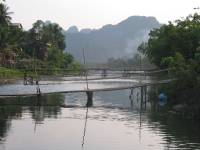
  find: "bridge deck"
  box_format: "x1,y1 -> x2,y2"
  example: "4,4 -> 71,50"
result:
0,79 -> 171,97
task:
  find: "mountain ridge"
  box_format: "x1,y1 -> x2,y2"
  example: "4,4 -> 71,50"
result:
64,16 -> 160,63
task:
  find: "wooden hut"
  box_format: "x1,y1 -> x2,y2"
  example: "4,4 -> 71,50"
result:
0,50 -> 17,68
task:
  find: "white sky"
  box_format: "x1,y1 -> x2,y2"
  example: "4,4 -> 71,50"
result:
6,0 -> 200,30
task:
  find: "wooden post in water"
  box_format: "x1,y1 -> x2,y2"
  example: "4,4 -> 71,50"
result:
129,88 -> 134,107
144,86 -> 147,109
140,86 -> 143,109
82,48 -> 93,107
86,91 -> 93,107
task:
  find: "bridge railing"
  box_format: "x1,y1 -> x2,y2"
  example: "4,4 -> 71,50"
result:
16,67 -> 172,82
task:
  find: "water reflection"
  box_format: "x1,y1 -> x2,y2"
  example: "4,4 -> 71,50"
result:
82,107 -> 89,150
0,92 -> 199,150
0,94 -> 64,140
147,111 -> 200,149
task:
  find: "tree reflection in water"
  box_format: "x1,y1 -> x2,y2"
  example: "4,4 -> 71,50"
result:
147,108 -> 200,149
0,94 -> 65,140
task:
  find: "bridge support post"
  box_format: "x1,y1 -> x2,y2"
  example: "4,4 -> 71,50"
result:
86,91 -> 93,107
144,86 -> 147,109
140,86 -> 143,109
102,69 -> 107,78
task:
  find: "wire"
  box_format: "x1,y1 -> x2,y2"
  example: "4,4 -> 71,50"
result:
82,48 -> 89,90
33,48 -> 41,96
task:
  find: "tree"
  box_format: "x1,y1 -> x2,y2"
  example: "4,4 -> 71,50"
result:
0,1 -> 77,71
141,13 -> 200,67
0,25 -> 9,49
42,22 -> 66,50
0,2 -> 12,25
0,2 -> 11,50
24,20 -> 66,60
47,47 -> 73,68
140,14 -> 200,116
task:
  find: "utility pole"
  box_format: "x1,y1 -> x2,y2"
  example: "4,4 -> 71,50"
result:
82,48 -> 89,90
139,53 -> 142,83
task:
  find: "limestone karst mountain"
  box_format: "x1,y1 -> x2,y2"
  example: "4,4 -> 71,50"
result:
64,16 -> 160,63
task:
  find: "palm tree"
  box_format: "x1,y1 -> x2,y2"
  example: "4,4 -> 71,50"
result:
0,2 -> 13,55
0,2 -> 12,25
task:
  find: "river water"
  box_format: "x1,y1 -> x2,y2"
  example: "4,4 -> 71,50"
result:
0,77 -> 200,150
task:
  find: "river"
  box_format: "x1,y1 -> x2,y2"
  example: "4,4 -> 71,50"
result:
0,77 -> 200,150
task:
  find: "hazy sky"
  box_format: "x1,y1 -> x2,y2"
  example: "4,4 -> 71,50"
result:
6,0 -> 200,30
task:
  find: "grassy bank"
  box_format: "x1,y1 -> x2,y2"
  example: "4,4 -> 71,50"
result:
0,65 -> 82,84
0,67 -> 24,84
0,67 -> 23,78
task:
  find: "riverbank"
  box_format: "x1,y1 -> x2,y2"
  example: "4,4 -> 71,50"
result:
0,67 -> 23,77
0,66 -> 82,85
0,67 -> 23,84
149,82 -> 200,120
0,78 -> 19,84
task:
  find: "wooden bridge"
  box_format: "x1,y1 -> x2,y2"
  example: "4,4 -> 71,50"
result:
0,69 -> 172,106
18,67 -> 170,76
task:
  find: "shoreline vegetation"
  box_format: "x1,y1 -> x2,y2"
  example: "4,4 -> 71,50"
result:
0,1 -> 81,83
0,65 -> 82,84
140,13 -> 200,119
0,67 -> 23,84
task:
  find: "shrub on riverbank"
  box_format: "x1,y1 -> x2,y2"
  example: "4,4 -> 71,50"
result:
0,67 -> 23,78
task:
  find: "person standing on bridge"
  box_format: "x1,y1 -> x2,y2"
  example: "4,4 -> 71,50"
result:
36,80 -> 41,95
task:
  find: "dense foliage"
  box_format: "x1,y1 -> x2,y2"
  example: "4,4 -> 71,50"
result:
139,13 -> 200,117
0,1 -> 79,73
22,20 -> 66,60
140,13 -> 200,67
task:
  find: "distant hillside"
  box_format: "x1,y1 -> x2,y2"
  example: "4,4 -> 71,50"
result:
64,16 -> 160,63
